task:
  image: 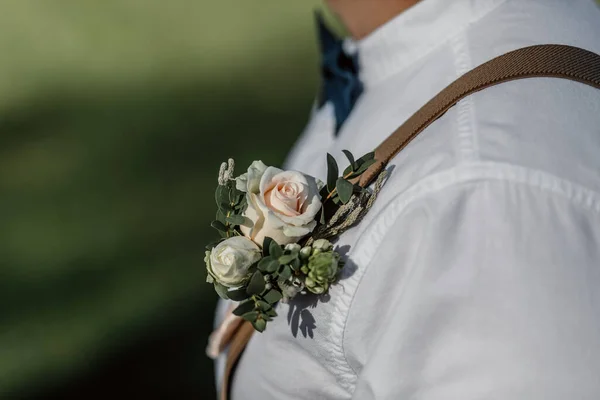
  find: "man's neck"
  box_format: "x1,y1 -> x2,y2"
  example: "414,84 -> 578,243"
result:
326,0 -> 420,39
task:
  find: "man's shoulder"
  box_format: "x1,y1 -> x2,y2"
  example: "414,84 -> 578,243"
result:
438,0 -> 600,192
463,0 -> 600,192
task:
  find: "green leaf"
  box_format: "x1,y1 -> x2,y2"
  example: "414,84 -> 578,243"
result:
266,308 -> 278,317
290,258 -> 301,271
345,160 -> 378,179
262,237 -> 274,257
258,256 -> 280,273
246,271 -> 266,296
215,185 -> 230,207
218,201 -> 234,212
242,311 -> 260,322
215,209 -> 227,224
210,220 -> 228,232
256,300 -> 271,312
227,288 -> 250,301
263,289 -> 282,304
253,318 -> 267,332
269,241 -> 283,258
278,253 -> 297,265
326,153 -> 339,192
356,151 -> 375,166
235,195 -> 248,212
336,178 -> 354,204
225,214 -> 245,226
214,282 -> 229,300
342,149 -> 358,170
278,265 -> 292,281
349,158 -> 377,177
266,259 -> 280,273
343,164 -> 353,177
232,300 -> 255,316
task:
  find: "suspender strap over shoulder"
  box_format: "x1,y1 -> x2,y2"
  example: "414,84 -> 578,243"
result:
220,44 -> 600,400
359,44 -> 600,187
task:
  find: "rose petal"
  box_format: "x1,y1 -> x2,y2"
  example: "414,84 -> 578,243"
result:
267,186 -> 300,217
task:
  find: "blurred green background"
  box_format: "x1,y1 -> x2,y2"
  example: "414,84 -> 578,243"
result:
0,1 -> 330,398
3,1 -> 599,399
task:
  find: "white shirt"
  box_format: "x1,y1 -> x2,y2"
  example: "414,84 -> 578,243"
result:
222,0 -> 600,398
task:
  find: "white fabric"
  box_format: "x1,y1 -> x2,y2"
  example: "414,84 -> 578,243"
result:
218,0 -> 600,398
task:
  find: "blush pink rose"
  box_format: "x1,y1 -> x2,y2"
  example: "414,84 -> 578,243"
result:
236,163 -> 322,246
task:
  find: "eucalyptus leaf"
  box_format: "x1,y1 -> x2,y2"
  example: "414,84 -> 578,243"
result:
225,214 -> 246,226
278,265 -> 292,281
210,220 -> 228,232
269,241 -> 283,258
242,311 -> 260,322
246,271 -> 266,296
326,153 -> 339,192
227,288 -> 250,302
256,300 -> 271,312
354,158 -> 377,175
264,258 -> 280,273
215,185 -> 230,207
278,253 -> 297,265
343,164 -> 353,177
290,258 -> 301,271
262,237 -> 274,257
253,318 -> 267,332
258,256 -> 275,272
266,308 -> 278,317
215,209 -> 227,224
219,201 -> 234,211
336,178 -> 354,204
232,300 -> 255,316
356,151 -> 375,166
214,282 -> 229,300
263,289 -> 282,304
342,149 -> 357,170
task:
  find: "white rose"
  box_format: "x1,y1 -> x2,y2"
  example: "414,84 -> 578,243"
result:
238,165 -> 322,246
206,237 -> 261,287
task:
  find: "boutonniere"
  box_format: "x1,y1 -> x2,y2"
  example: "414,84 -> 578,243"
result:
204,152 -> 387,332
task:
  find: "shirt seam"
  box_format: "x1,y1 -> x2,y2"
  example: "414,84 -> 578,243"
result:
338,161 -> 600,390
451,31 -> 480,164
361,0 -> 508,90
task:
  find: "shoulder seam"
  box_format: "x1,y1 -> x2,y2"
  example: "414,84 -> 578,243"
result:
338,161 -> 600,389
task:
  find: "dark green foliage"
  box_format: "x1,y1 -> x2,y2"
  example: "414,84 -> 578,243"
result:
233,300 -> 256,316
246,271 -> 266,296
326,153 -> 339,191
336,178 -> 354,204
263,289 -> 282,304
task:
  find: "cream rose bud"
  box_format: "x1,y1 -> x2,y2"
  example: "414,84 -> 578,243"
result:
206,237 -> 261,287
240,166 -> 322,246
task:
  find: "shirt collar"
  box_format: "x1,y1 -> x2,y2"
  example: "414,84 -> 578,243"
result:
355,0 -> 507,89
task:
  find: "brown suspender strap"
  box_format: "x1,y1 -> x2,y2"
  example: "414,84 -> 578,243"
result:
220,44 -> 600,400
359,44 -> 600,187
220,321 -> 254,400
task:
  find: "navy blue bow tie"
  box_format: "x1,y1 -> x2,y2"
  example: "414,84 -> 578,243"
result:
316,13 -> 363,135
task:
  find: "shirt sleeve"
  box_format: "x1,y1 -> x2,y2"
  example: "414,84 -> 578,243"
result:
346,178 -> 600,399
